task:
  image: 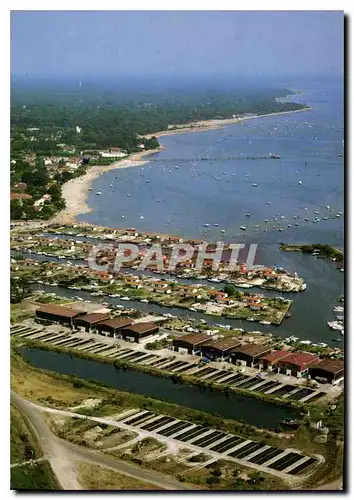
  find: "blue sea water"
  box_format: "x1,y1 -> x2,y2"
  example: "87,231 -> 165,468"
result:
77,78 -> 344,344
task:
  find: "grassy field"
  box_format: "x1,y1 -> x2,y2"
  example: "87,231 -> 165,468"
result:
76,462 -> 162,490
11,460 -> 61,490
11,404 -> 41,464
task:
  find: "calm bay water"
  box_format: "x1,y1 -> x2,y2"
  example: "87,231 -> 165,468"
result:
19,347 -> 297,429
73,78 -> 344,344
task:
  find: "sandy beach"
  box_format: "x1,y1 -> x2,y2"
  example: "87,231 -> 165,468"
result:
52,106 -> 312,225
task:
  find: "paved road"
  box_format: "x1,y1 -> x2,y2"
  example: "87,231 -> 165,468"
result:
11,391 -> 197,491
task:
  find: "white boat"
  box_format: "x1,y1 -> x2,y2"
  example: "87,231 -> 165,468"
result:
252,183 -> 258,187
120,296 -> 131,301
300,283 -> 307,291
327,320 -> 343,331
246,214 -> 251,217
110,183 -> 113,187
220,229 -> 226,233
246,317 -> 256,322
203,224 -> 210,228
213,223 -> 219,227
240,226 -> 247,230
333,306 -> 344,312
236,283 -> 252,288
298,181 -> 302,185
259,320 -> 271,325
140,299 -> 149,303
189,307 -> 197,312
95,191 -> 102,195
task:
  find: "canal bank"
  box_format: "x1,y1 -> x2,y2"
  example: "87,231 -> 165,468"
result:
18,346 -> 298,429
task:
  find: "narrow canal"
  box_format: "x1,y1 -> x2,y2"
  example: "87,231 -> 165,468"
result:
19,347 -> 298,429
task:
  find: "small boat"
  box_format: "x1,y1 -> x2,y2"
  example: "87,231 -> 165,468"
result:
95,191 -> 102,196
246,317 -> 256,322
252,183 -> 258,187
140,216 -> 144,219
264,219 -> 268,223
259,320 -> 271,325
140,299 -> 149,303
220,229 -> 226,233
189,307 -> 197,312
240,226 -> 247,230
203,223 -> 210,228
266,201 -> 271,204
333,306 -> 344,312
281,419 -> 300,429
88,188 -> 93,191
246,214 -> 251,217
110,183 -> 113,187
298,181 -> 302,185
327,320 -> 343,331
157,199 -> 162,203
127,194 -> 131,197
300,283 -> 307,291
120,296 -> 131,301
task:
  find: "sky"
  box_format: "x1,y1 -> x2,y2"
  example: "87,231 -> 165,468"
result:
11,10 -> 344,79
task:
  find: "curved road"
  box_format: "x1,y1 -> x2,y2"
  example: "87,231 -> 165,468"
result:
11,391 -> 197,491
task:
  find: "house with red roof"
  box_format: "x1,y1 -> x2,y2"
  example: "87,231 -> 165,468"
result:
259,350 -> 290,371
275,351 -> 320,378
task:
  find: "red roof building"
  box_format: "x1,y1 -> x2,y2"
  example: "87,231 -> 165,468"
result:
11,192 -> 32,200
276,351 -> 320,377
259,350 -> 290,370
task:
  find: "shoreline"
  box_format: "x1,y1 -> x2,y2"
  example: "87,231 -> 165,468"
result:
52,106 -> 312,226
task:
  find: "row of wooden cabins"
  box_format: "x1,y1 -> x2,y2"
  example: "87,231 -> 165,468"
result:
173,332 -> 344,384
35,304 -> 159,343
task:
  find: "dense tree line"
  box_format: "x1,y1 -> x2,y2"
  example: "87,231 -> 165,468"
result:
11,81 -> 306,154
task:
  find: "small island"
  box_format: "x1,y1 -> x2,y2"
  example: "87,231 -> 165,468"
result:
279,243 -> 344,265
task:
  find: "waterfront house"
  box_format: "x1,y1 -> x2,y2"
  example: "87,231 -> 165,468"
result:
308,358 -> 344,384
121,322 -> 159,343
95,318 -> 133,338
275,352 -> 320,378
35,304 -> 86,327
229,344 -> 273,368
73,312 -> 110,333
201,338 -> 241,361
173,332 -> 209,355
